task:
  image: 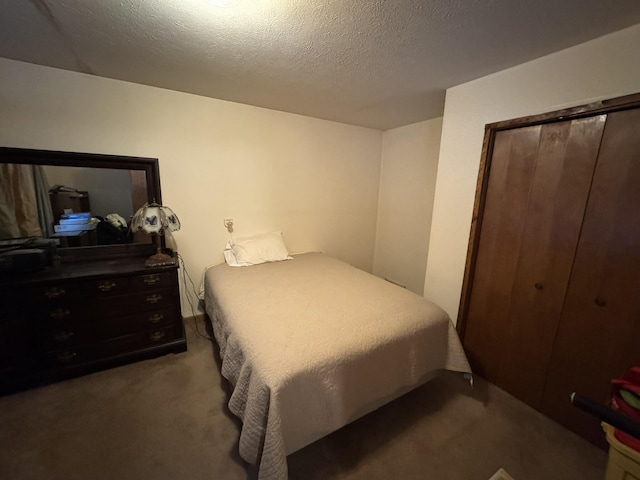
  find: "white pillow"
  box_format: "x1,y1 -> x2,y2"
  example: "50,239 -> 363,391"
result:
223,243 -> 251,267
227,232 -> 292,266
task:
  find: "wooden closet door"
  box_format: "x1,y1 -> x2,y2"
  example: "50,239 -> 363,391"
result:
541,107 -> 640,444
463,125 -> 541,384
463,116 -> 605,403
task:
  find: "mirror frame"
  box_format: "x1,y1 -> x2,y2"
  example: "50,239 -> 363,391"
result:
0,146 -> 162,262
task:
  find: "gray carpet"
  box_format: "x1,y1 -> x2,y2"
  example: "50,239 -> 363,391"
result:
0,318 -> 607,480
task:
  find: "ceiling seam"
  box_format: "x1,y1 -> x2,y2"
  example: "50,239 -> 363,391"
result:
30,0 -> 93,74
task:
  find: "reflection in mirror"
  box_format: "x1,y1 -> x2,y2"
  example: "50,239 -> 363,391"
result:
0,147 -> 160,253
45,166 -> 135,220
0,160 -> 152,249
0,163 -> 45,240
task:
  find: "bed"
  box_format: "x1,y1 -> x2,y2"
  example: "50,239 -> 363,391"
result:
203,251 -> 471,480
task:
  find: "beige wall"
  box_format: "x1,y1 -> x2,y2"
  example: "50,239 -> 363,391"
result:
0,58 -> 383,314
425,23 -> 640,323
373,118 -> 442,294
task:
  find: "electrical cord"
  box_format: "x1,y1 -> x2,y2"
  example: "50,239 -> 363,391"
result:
176,252 -> 215,342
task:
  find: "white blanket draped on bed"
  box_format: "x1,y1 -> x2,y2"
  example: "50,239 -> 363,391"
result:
204,253 -> 471,480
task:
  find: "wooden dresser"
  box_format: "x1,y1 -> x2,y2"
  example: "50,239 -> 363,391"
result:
0,254 -> 187,395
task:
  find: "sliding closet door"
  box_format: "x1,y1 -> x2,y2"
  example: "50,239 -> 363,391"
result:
496,117 -> 606,406
463,117 -> 605,406
463,125 -> 541,383
541,107 -> 640,444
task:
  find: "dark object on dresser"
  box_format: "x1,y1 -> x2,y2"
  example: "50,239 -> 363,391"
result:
0,249 -> 49,274
0,250 -> 187,395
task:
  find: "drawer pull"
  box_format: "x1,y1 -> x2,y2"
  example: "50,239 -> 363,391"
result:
534,282 -> 544,290
44,287 -> 66,299
53,331 -> 74,342
142,274 -> 161,285
97,280 -> 117,292
50,308 -> 71,320
148,313 -> 164,324
146,294 -> 163,304
56,351 -> 77,363
594,297 -> 607,307
149,331 -> 166,341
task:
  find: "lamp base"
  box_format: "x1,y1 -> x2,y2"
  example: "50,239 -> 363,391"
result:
145,252 -> 176,268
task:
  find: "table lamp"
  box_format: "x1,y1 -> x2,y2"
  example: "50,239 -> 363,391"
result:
130,201 -> 180,267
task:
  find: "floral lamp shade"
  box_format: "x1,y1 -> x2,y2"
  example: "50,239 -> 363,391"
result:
130,202 -> 180,267
131,202 -> 181,235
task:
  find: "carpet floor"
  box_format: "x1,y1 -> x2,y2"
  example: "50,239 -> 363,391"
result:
0,318 -> 607,480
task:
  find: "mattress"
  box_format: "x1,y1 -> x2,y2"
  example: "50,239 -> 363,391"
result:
204,252 -> 471,480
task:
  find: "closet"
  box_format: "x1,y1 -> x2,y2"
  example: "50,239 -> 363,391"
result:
458,93 -> 640,445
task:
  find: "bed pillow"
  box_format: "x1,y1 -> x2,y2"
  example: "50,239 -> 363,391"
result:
223,243 -> 251,267
228,232 -> 292,266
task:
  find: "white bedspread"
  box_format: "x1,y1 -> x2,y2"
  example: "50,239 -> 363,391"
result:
204,253 -> 471,480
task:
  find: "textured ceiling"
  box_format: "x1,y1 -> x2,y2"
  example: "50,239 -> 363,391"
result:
1,1 -> 640,130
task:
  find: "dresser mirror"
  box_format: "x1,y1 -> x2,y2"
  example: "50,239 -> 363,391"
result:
0,146 -> 162,261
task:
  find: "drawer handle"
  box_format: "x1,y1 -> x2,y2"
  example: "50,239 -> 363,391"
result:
143,274 -> 161,285
50,308 -> 71,320
534,282 -> 544,290
53,331 -> 75,342
56,351 -> 77,363
150,331 -> 166,341
148,313 -> 164,324
146,294 -> 163,304
594,297 -> 607,307
97,280 -> 117,292
44,287 -> 66,299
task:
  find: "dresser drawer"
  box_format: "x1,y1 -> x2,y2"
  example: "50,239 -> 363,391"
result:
31,303 -> 84,323
42,325 -> 179,368
95,288 -> 178,316
30,287 -> 178,325
82,271 -> 175,297
27,283 -> 83,308
83,277 -> 131,296
39,307 -> 178,349
131,272 -> 174,290
27,283 -> 85,323
28,283 -> 80,301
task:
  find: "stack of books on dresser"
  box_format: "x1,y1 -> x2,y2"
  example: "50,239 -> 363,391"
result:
54,212 -> 98,234
51,213 -> 100,247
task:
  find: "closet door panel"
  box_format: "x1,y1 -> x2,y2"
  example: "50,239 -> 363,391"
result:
497,116 -> 605,406
463,126 -> 541,382
541,108 -> 640,444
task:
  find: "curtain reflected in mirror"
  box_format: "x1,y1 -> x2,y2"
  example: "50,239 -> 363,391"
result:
0,163 -> 53,240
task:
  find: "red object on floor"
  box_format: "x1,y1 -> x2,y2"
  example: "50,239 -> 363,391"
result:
611,367 -> 640,452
